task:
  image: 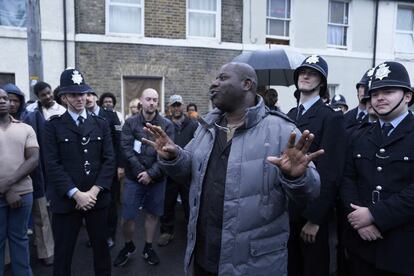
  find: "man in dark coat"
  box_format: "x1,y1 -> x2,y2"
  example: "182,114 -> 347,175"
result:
114,88 -> 174,267
158,94 -> 198,246
44,68 -> 115,276
341,61 -> 414,276
286,55 -> 346,276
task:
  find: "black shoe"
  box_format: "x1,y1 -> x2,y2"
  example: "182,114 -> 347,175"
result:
113,242 -> 136,267
142,247 -> 160,265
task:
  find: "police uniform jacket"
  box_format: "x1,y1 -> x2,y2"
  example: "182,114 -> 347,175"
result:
344,107 -> 367,130
121,111 -> 174,182
287,99 -> 346,224
97,107 -> 122,166
44,111 -> 115,213
340,113 -> 414,275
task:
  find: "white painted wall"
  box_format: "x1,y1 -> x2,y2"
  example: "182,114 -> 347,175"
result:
0,0 -> 75,100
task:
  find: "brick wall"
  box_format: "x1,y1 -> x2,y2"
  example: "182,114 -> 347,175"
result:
75,0 -> 243,42
75,0 -> 105,34
222,0 -> 243,43
76,43 -> 240,114
145,0 -> 186,39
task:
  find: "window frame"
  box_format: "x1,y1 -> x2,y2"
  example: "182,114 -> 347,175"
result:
0,0 -> 27,29
395,4 -> 414,54
265,0 -> 291,41
327,0 -> 350,49
186,0 -> 221,40
105,0 -> 144,36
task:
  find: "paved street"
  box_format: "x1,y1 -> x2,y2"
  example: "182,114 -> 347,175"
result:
9,206 -> 187,276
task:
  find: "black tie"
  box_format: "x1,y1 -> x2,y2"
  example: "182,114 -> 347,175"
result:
357,111 -> 365,122
77,116 -> 84,126
296,104 -> 305,121
381,123 -> 394,137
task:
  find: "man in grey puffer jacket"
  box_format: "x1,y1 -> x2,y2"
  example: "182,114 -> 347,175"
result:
144,62 -> 323,276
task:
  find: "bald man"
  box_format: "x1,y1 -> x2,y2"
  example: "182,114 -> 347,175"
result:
114,88 -> 174,267
143,62 -> 322,275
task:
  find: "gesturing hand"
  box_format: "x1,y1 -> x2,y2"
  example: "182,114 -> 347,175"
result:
142,123 -> 178,161
267,130 -> 324,179
137,171 -> 152,185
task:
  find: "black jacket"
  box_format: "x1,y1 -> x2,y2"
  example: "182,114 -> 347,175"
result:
340,113 -> 414,275
121,112 -> 174,182
287,99 -> 346,224
44,112 -> 115,213
166,115 -> 198,148
97,107 -> 122,166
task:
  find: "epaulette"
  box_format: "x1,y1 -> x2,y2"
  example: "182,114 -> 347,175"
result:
90,112 -> 106,120
48,114 -> 62,121
267,110 -> 295,124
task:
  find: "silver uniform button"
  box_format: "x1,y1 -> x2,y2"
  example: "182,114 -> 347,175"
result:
376,185 -> 382,191
64,138 -> 69,142
379,148 -> 385,153
377,166 -> 382,172
97,137 -> 101,140
404,157 -> 409,161
82,137 -> 86,141
84,149 -> 88,153
356,154 -> 361,158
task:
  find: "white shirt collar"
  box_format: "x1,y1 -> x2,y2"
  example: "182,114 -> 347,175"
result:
67,108 -> 87,124
299,96 -> 320,114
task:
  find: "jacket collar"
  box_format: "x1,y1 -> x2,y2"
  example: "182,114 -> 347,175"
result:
61,111 -> 96,136
198,95 -> 266,130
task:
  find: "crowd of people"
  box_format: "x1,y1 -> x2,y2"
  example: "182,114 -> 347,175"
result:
0,55 -> 413,276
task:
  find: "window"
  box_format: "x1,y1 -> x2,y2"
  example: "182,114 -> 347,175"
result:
266,0 -> 290,39
328,0 -> 349,47
107,0 -> 143,35
0,73 -> 15,86
187,0 -> 220,38
0,0 -> 26,28
396,6 -> 414,53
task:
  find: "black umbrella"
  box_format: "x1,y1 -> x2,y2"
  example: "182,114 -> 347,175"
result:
232,48 -> 304,87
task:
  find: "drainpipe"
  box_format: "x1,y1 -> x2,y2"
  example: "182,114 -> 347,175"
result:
63,0 -> 68,68
372,0 -> 379,68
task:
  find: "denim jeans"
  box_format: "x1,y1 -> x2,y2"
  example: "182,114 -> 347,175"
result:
0,193 -> 33,276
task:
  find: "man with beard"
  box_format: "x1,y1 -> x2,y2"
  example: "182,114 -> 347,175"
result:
286,55 -> 346,276
158,94 -> 198,247
44,68 -> 115,276
143,62 -> 322,276
85,89 -> 122,248
341,61 -> 414,276
114,88 -> 174,267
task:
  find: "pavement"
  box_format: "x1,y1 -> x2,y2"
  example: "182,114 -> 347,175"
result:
7,205 -> 187,276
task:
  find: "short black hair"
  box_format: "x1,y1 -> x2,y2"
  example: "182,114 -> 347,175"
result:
33,81 -> 51,96
99,92 -> 117,107
187,103 -> 197,112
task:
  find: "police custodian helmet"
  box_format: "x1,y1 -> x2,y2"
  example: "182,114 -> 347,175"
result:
331,94 -> 348,110
368,61 -> 414,106
294,55 -> 329,97
58,68 -> 91,96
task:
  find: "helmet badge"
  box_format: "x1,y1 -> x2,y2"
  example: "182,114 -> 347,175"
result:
71,70 -> 83,85
306,55 -> 319,64
375,63 -> 391,80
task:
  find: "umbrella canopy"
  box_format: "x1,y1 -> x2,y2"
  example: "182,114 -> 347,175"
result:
232,48 -> 304,86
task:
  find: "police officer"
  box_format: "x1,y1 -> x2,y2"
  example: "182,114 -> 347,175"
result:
344,68 -> 375,129
287,55 -> 346,276
340,61 -> 414,276
44,68 -> 115,276
331,94 -> 349,114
